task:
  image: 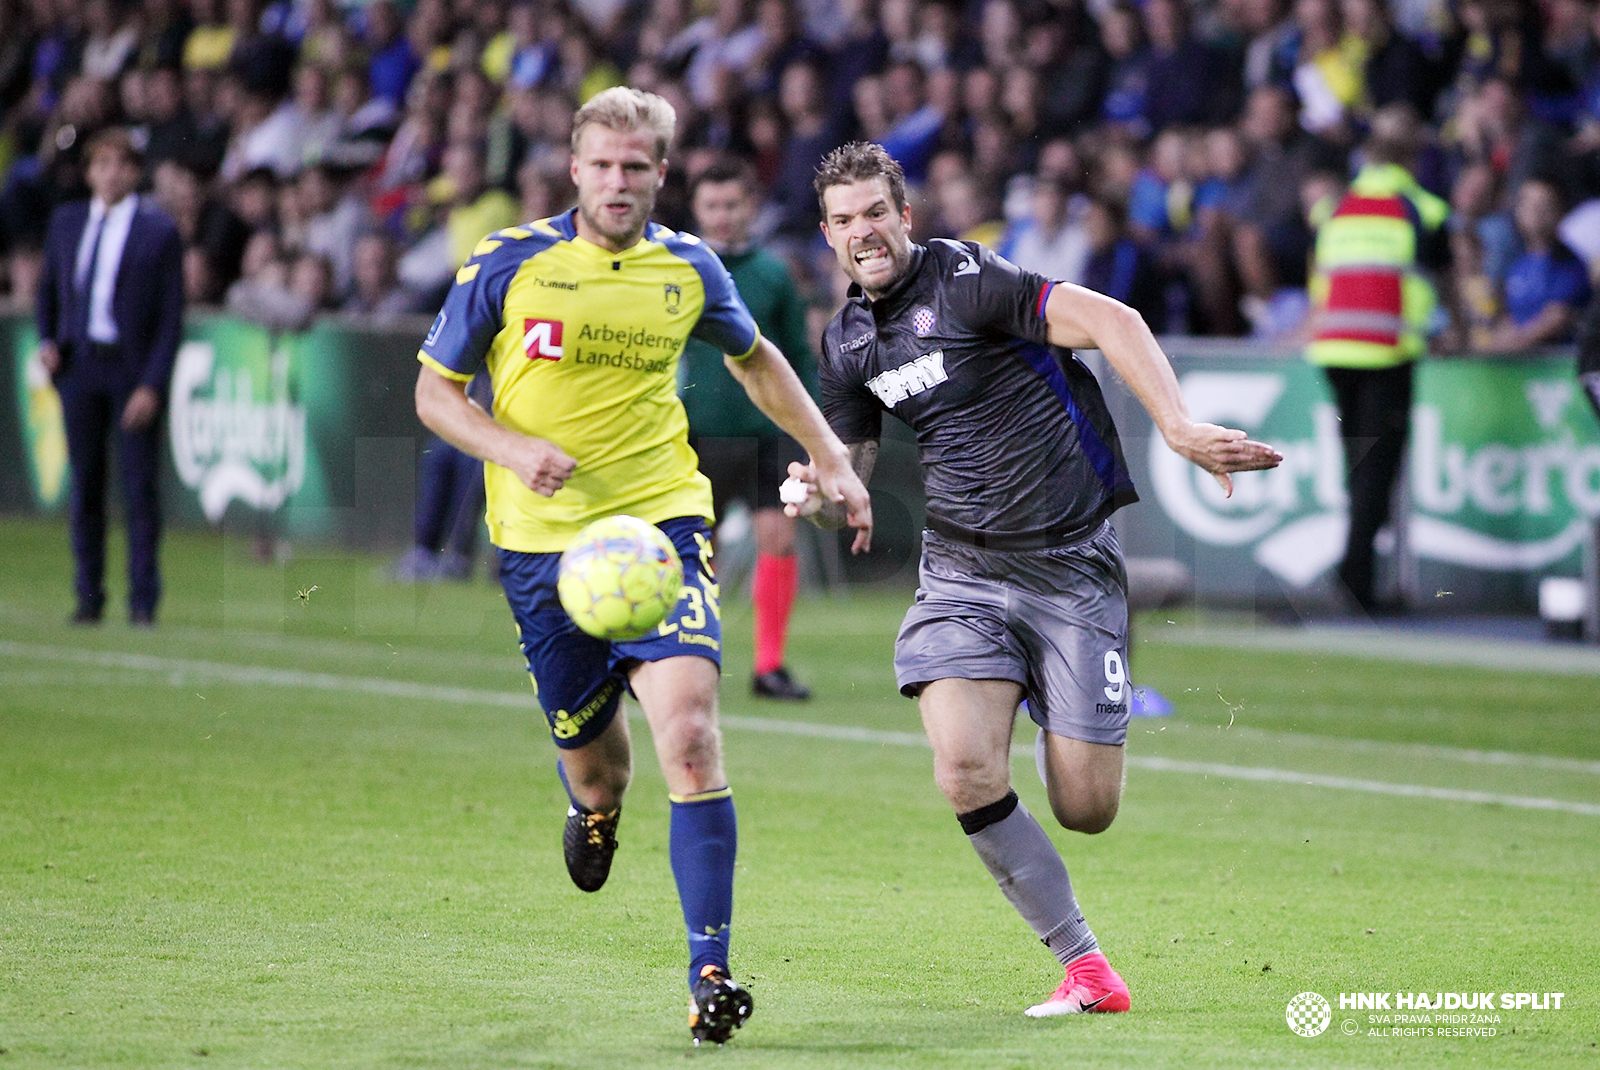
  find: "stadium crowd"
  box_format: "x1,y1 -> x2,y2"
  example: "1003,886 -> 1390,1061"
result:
2,0 -> 1600,342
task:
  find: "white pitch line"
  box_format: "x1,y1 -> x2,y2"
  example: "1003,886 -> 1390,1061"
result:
1152,624 -> 1600,677
3,639 -> 1597,817
1123,756 -> 1600,817
712,712 -> 930,749
1163,722 -> 1600,777
0,639 -> 531,709
707,718 -> 1600,817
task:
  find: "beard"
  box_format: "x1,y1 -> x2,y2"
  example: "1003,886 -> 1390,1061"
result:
843,240 -> 911,299
578,194 -> 653,249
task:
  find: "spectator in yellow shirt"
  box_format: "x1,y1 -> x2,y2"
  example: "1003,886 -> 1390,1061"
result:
400,141 -> 521,303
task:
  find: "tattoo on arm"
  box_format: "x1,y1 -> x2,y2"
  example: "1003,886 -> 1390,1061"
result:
816,440 -> 878,529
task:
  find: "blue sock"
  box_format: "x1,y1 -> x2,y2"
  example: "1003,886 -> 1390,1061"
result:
669,789 -> 737,987
556,758 -> 580,809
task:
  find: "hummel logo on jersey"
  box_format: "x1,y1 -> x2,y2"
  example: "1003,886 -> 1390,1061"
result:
866,350 -> 947,406
522,318 -> 564,360
953,257 -> 979,277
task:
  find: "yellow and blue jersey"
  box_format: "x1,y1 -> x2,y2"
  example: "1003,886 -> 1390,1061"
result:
418,208 -> 762,553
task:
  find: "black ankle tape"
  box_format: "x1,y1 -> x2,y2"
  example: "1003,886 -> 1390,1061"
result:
957,790 -> 1019,835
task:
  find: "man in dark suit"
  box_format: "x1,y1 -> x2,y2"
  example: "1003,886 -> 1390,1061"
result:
36,128 -> 185,626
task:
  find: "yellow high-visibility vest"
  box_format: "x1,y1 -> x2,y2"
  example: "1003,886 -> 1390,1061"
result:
1307,163 -> 1449,369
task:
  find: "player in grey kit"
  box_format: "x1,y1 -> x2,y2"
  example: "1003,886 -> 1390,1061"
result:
785,143 -> 1282,1015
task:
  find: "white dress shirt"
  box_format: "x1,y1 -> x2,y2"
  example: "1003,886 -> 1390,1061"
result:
75,193 -> 139,345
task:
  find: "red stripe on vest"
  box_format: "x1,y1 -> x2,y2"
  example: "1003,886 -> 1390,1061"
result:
1331,194 -> 1408,220
1317,327 -> 1402,346
1326,269 -> 1403,315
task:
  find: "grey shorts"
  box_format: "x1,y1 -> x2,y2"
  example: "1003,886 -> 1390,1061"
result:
894,521 -> 1131,746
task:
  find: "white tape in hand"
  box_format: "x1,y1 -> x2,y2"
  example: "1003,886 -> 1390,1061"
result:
779,477 -> 810,505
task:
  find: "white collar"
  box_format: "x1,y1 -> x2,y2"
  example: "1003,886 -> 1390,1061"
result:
90,193 -> 138,217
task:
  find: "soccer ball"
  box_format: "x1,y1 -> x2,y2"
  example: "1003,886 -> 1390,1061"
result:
557,515 -> 684,640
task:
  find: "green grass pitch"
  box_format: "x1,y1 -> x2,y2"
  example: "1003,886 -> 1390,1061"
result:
1,515 -> 1597,1068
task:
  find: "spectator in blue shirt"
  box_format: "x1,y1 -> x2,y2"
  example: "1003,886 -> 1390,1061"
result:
365,0 -> 421,109
1082,191 -> 1167,332
1450,160 -> 1521,285
768,59 -> 845,239
1127,127 -> 1190,247
877,60 -> 946,183
1491,176 -> 1593,350
1099,2 -> 1151,140
1184,126 -> 1254,335
1193,127 -> 1252,220
1144,0 -> 1239,130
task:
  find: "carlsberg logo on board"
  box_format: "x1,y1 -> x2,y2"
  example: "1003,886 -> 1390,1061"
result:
1150,369 -> 1600,585
1408,380 -> 1600,569
169,340 -> 306,521
1150,371 -> 1350,587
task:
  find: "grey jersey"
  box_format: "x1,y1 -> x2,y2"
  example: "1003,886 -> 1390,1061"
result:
819,239 -> 1138,548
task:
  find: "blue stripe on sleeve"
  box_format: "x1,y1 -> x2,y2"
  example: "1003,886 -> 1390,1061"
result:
419,230 -> 560,377
1013,340 -> 1134,501
659,228 -> 760,358
1035,280 -> 1055,318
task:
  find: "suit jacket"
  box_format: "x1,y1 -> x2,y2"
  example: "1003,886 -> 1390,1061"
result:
35,196 -> 185,394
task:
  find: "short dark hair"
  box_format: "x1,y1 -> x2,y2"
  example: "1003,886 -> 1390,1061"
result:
886,58 -> 926,84
1519,172 -> 1569,210
690,156 -> 755,198
1034,173 -> 1074,200
814,141 -> 907,215
84,127 -> 143,168
236,166 -> 279,190
1088,190 -> 1128,231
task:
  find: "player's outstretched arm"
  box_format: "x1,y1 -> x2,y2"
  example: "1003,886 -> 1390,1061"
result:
1042,283 -> 1282,496
723,338 -> 874,551
414,365 -> 576,497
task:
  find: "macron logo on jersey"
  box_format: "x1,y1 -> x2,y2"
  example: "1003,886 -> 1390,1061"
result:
934,238 -> 980,277
523,318 -> 564,360
866,350 -> 947,407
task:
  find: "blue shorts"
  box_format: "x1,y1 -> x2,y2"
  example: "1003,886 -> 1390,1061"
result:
498,516 -> 721,749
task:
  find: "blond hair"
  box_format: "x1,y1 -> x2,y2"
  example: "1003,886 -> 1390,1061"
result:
570,87 -> 677,162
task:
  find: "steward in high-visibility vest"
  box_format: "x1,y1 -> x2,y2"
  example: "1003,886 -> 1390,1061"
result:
1306,161 -> 1450,368
1306,104 -> 1450,614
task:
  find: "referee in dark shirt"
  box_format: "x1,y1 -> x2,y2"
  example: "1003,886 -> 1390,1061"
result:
785,143 -> 1280,1017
